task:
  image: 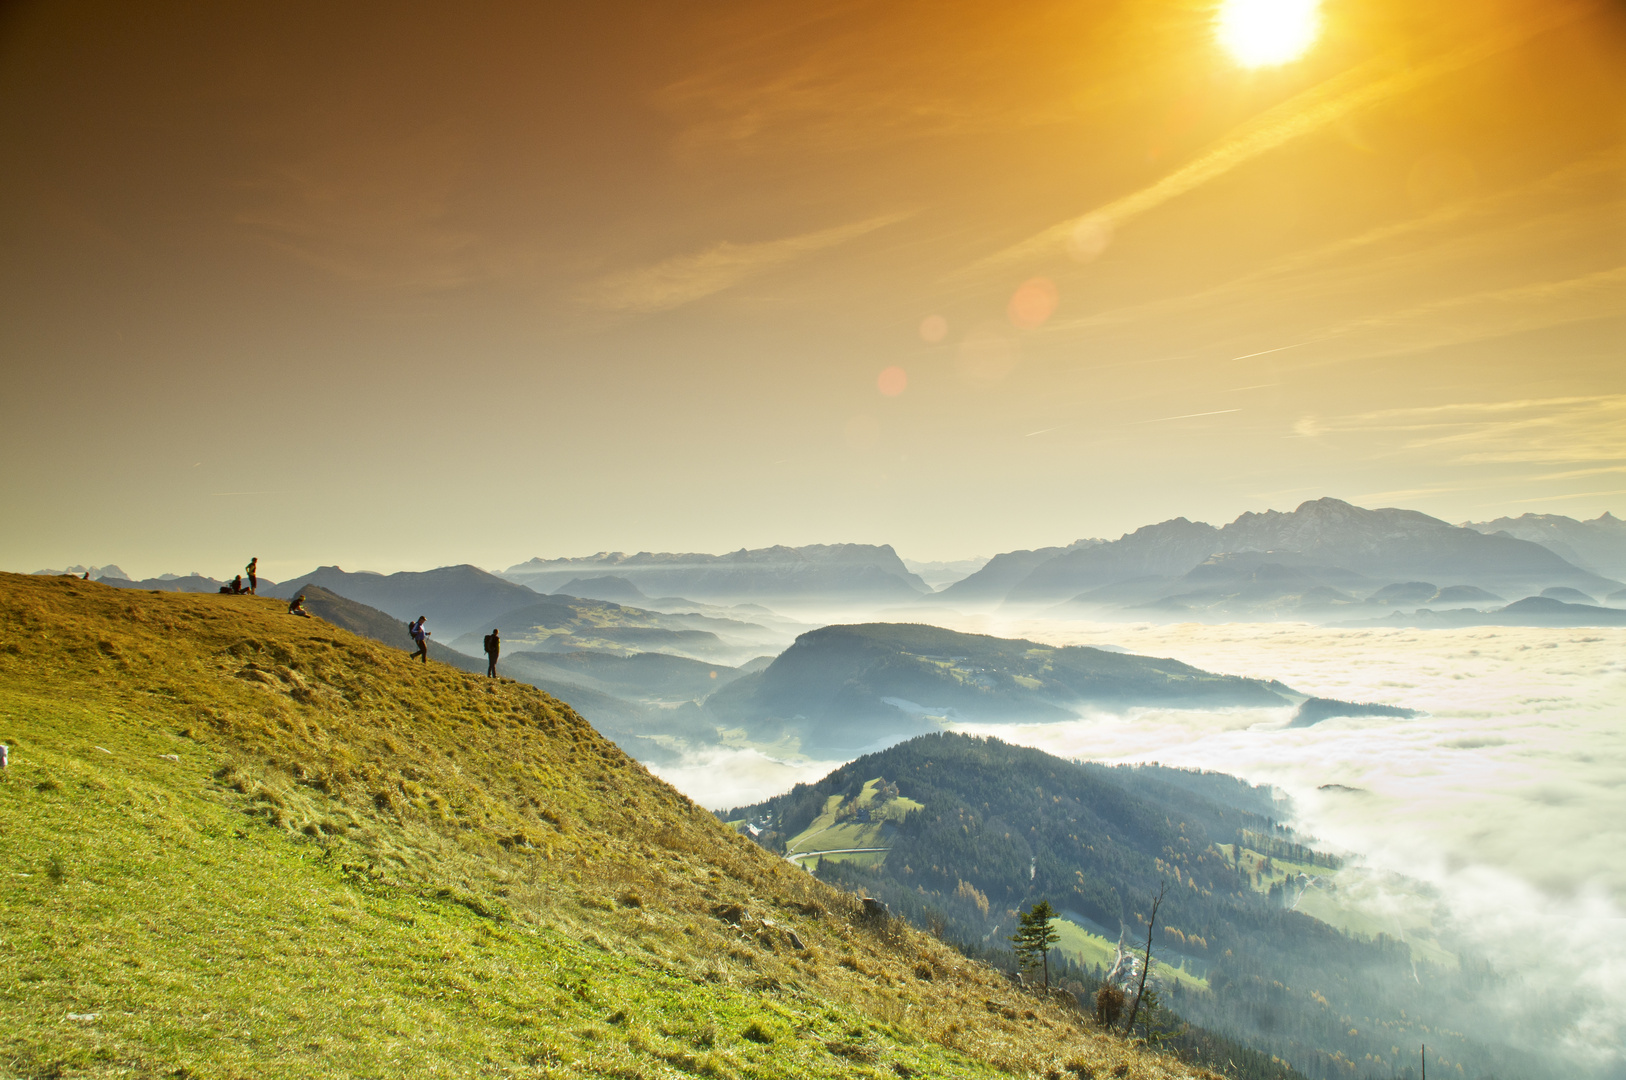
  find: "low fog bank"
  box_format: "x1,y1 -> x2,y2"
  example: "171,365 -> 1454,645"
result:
646,747 -> 850,816
938,618 -> 1626,1075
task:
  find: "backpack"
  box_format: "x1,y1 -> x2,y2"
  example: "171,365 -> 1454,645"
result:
483,634 -> 496,654
407,621 -> 417,638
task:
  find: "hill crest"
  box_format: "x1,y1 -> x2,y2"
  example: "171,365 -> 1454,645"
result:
0,572 -> 1213,1080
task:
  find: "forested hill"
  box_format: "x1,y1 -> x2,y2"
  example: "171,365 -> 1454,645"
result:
706,622 -> 1297,755
730,733 -> 1548,1080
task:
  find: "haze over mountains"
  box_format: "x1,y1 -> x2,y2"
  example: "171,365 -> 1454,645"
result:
939,498 -> 1624,620
1461,511 -> 1626,581
38,499 -> 1626,628
503,544 -> 931,608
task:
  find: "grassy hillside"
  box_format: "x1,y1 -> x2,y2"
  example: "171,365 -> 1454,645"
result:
0,573 -> 1216,1080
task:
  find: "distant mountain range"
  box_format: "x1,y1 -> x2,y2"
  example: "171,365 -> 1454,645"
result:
446,594 -> 783,664
100,573 -> 233,593
938,498 -> 1623,619
31,498 -> 1625,628
1462,511 -> 1626,581
899,555 -> 991,591
1341,594 -> 1626,628
267,565 -> 539,639
292,585 -> 486,673
502,544 -> 929,607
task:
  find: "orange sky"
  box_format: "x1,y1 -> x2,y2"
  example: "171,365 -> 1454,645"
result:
2,0 -> 1623,578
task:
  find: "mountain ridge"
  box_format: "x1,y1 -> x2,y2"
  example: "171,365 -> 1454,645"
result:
503,543 -> 930,606
945,498 -> 1618,613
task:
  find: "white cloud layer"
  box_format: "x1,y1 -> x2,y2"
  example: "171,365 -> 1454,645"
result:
935,617 -> 1626,1070
647,746 -> 849,814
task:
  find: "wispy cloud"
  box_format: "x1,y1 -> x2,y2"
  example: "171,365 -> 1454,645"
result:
1291,265 -> 1626,368
964,3 -> 1594,275
1034,156 -> 1624,351
575,213 -> 909,313
1511,488 -> 1626,502
1297,394 -> 1626,467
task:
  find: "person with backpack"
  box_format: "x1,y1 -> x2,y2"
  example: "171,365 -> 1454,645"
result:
408,616 -> 429,662
483,628 -> 500,678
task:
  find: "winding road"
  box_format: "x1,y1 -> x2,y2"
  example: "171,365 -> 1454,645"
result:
784,847 -> 888,865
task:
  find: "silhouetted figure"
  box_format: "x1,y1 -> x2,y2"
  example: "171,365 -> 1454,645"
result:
483,628 -> 500,677
229,575 -> 245,595
245,557 -> 258,595
288,594 -> 309,618
82,572 -> 89,581
408,616 -> 429,662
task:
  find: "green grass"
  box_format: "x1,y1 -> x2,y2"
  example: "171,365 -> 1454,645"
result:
784,780 -> 922,855
1050,920 -> 1210,993
0,574 -> 1210,1080
4,708 -> 967,1077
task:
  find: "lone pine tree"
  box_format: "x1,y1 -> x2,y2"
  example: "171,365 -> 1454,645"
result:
1011,899 -> 1062,989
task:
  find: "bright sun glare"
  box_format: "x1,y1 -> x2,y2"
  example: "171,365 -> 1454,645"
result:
1215,0 -> 1321,68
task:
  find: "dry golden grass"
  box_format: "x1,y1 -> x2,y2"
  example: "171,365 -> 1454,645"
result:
0,572 -> 1219,1079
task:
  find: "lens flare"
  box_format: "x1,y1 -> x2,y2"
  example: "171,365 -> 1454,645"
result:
1216,0 -> 1321,68
1007,277 -> 1058,330
877,366 -> 908,396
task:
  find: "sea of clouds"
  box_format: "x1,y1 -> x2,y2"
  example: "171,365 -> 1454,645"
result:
947,618 -> 1626,1075
653,619 -> 1626,1073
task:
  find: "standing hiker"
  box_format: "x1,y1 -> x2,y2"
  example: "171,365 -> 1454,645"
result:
245,557 -> 258,594
408,616 -> 430,662
483,628 -> 501,678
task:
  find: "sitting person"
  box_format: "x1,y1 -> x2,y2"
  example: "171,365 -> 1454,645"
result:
229,575 -> 245,594
288,594 -> 310,618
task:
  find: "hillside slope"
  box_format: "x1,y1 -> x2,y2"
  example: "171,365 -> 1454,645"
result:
729,735 -> 1546,1080
0,573 -> 1216,1080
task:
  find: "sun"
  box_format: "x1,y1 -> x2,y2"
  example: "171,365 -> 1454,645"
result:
1215,0 -> 1321,68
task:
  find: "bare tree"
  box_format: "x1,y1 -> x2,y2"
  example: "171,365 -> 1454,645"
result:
1122,881 -> 1167,1034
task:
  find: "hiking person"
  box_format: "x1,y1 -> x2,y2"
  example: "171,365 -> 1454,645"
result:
288,594 -> 310,618
483,628 -> 500,678
245,557 -> 258,594
408,616 -> 429,662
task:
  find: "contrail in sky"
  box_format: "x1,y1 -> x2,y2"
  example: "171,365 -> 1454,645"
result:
1227,343 -> 1311,362
1133,408 -> 1241,424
